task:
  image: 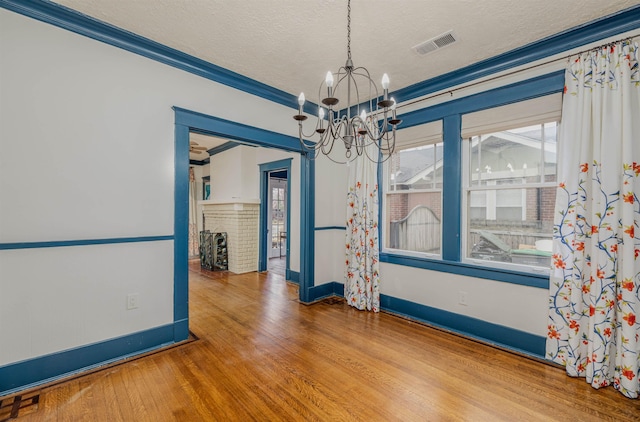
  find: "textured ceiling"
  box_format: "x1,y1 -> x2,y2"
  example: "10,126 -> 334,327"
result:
52,0 -> 640,103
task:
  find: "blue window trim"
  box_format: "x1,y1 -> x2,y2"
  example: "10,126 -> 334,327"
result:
381,72 -> 565,289
380,253 -> 548,289
259,158 -> 293,276
314,226 -> 346,231
173,107 -> 315,303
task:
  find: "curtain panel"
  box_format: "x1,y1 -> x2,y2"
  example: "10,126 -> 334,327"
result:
345,147 -> 381,312
547,40 -> 640,398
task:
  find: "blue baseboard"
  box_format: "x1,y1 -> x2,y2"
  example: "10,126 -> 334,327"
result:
307,281 -> 344,302
379,294 -> 545,358
0,323 -> 177,396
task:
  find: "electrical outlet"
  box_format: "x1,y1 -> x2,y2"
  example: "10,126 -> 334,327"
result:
458,291 -> 468,306
127,293 -> 139,310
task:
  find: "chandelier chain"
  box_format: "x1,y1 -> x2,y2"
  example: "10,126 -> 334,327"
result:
347,0 -> 351,60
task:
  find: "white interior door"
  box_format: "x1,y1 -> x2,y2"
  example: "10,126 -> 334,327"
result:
268,177 -> 287,258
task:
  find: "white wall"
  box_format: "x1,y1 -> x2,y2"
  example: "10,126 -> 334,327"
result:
209,147 -> 246,202
379,264 -> 549,336
314,157 -> 349,285
0,9 -> 297,366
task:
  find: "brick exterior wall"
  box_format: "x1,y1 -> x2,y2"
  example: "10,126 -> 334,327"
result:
202,203 -> 259,274
388,191 -> 442,222
388,193 -> 408,222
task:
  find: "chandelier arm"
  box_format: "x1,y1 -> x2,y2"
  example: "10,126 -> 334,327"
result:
298,122 -> 322,140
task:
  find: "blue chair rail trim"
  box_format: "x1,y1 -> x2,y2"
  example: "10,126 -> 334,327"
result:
380,252 -> 549,289
380,294 -> 546,358
0,235 -> 173,250
0,0 -> 306,111
0,324 -> 176,396
390,5 -> 640,105
314,226 -> 346,231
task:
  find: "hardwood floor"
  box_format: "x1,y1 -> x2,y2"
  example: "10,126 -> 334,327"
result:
4,262 -> 639,421
268,256 -> 286,276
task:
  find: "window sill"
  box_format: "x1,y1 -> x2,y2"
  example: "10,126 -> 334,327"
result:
380,252 -> 549,289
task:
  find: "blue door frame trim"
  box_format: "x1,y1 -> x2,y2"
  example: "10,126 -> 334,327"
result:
174,108 -> 302,153
173,107 -> 315,303
299,152 -> 315,303
174,123 -> 190,341
259,158 -> 293,276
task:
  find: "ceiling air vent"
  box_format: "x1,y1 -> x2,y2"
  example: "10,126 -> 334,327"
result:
412,31 -> 457,56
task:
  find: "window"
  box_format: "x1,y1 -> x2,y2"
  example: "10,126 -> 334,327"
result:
384,121 -> 443,257
462,121 -> 558,272
380,84 -> 563,286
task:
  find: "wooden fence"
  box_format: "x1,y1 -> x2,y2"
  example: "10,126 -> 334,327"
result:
389,205 -> 441,253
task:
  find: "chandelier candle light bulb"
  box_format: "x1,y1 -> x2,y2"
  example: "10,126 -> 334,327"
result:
358,110 -> 368,135
390,97 -> 397,121
317,107 -> 326,133
381,73 -> 390,100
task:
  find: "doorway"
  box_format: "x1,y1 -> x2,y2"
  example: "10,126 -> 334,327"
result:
174,107 -> 316,345
258,158 -> 292,278
267,170 -> 288,275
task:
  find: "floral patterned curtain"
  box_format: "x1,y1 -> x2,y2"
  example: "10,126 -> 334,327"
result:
345,147 -> 381,312
188,167 -> 199,258
547,40 -> 640,398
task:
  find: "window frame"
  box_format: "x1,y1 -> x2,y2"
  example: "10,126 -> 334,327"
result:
378,71 -> 565,289
460,121 -> 559,275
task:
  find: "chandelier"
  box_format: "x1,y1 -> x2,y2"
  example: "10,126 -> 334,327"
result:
293,0 -> 401,163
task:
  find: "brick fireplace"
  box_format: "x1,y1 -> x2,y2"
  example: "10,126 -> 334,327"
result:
201,201 -> 259,274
